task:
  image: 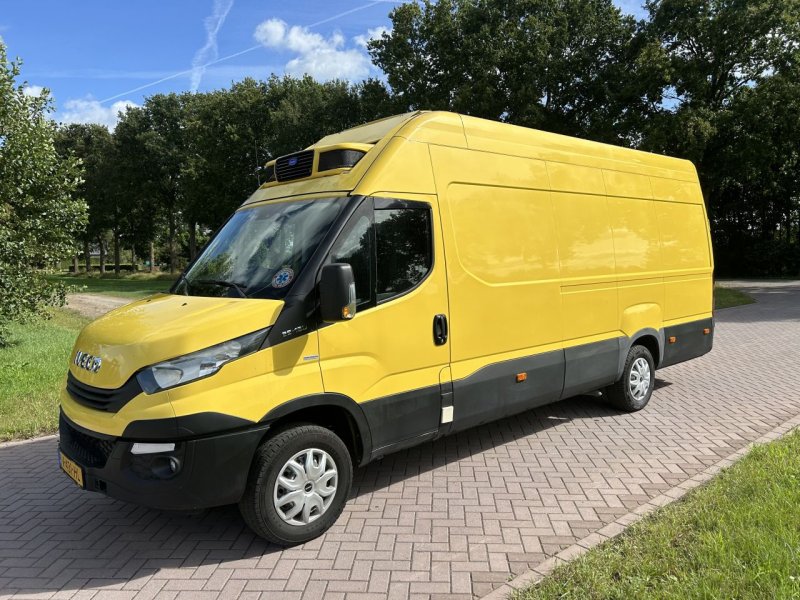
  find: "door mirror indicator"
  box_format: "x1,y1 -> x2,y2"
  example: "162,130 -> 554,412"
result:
320,263 -> 357,322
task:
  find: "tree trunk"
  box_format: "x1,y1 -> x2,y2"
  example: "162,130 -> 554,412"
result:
188,222 -> 197,261
83,239 -> 91,273
168,212 -> 177,274
114,231 -> 121,276
72,254 -> 79,274
131,248 -> 136,273
149,242 -> 156,273
99,238 -> 106,273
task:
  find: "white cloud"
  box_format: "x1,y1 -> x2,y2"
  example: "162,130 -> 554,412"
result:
613,0 -> 647,18
254,18 -> 372,82
353,26 -> 390,49
23,85 -> 45,97
60,98 -> 139,129
191,0 -> 236,92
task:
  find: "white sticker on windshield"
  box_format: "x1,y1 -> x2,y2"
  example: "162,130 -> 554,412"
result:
271,267 -> 295,288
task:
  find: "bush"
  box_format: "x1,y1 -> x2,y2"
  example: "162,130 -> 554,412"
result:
714,238 -> 800,278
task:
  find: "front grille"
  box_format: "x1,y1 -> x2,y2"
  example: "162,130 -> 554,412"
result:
275,150 -> 314,182
59,413 -> 115,468
66,371 -> 142,413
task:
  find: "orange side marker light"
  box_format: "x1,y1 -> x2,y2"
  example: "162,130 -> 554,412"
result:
516,373 -> 527,383
668,336 -> 677,344
703,328 -> 711,335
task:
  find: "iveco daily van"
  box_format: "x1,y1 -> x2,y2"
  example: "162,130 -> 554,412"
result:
60,111 -> 714,544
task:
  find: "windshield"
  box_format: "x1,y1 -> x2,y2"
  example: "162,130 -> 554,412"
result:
175,198 -> 344,299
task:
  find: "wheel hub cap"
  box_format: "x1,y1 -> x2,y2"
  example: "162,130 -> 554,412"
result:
628,357 -> 652,401
273,448 -> 338,526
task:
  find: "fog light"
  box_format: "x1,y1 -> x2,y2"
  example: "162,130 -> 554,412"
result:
169,457 -> 180,474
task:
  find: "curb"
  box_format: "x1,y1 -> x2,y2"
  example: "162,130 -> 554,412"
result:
480,413 -> 800,599
0,434 -> 58,449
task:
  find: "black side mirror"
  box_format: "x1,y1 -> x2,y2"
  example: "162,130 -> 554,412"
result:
319,263 -> 357,322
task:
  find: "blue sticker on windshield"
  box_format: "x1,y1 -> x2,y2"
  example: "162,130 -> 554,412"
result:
272,267 -> 295,288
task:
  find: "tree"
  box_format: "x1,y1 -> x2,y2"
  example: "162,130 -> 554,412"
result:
113,96 -> 186,274
0,41 -> 87,344
369,0 -> 660,144
54,124 -> 114,273
182,76 -> 403,240
642,0 -> 800,162
183,80 -> 270,239
641,0 -> 800,273
704,64 -> 800,275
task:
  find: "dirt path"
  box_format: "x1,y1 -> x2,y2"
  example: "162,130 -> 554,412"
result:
66,293 -> 130,319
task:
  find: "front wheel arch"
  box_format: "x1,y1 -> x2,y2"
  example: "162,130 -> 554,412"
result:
260,394 -> 373,466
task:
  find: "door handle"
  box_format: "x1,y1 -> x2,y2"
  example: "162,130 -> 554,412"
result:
433,314 -> 448,346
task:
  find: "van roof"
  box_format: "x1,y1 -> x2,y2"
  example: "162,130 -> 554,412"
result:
311,112 -> 423,147
244,111 -> 696,205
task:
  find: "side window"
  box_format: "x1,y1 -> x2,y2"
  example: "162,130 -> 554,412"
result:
375,207 -> 432,303
327,199 -> 434,312
329,202 -> 374,308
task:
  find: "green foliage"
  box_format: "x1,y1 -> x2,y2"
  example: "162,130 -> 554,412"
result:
54,123 -> 114,242
369,0 -> 661,143
516,429 -> 800,599
0,40 -> 87,344
182,75 -> 404,231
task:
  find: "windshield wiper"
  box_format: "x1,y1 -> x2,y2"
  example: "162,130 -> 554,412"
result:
195,279 -> 248,298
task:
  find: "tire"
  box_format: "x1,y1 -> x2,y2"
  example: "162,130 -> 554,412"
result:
239,424 -> 353,546
604,345 -> 655,412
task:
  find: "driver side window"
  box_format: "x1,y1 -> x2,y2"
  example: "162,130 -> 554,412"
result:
329,201 -> 375,308
328,197 -> 433,312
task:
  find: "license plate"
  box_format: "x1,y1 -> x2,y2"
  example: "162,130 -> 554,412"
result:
60,452 -> 84,488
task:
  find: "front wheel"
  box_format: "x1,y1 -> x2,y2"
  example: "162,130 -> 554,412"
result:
239,424 -> 353,545
604,345 -> 655,412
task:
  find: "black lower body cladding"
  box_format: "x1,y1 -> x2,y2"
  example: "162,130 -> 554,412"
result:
661,317 -> 714,368
59,411 -> 269,510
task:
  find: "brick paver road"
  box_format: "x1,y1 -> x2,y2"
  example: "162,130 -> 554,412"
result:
2,282 -> 799,600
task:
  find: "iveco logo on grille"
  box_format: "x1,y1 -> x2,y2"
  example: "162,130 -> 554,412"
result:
288,157 -> 298,166
74,351 -> 102,373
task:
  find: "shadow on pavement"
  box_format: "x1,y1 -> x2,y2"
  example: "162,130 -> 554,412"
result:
0,392 -> 631,594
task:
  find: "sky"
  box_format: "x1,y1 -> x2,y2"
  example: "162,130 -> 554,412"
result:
0,0 -> 647,129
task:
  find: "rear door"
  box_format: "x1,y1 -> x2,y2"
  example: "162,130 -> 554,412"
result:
317,195 -> 451,456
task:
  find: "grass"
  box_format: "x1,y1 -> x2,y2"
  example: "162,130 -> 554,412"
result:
0,309 -> 89,441
48,272 -> 175,298
516,430 -> 800,600
714,286 -> 756,310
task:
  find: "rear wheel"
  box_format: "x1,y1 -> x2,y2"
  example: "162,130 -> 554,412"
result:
604,345 -> 655,412
239,424 -> 352,545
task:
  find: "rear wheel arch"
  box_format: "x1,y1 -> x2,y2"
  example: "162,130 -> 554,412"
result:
260,394 -> 373,466
619,329 -> 663,377
632,332 -> 662,367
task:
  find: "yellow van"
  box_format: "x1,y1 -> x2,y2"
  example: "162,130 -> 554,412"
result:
59,111 -> 714,544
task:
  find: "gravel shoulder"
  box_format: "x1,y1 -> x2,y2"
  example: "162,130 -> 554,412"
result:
65,293 -> 130,319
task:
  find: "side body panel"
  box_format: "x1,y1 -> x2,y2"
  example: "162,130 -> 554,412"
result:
427,117 -> 713,431
429,145 -> 565,431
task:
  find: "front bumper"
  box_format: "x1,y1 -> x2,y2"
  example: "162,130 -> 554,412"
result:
58,411 -> 269,510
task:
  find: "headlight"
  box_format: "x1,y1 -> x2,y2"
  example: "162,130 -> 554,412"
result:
136,328 -> 270,394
